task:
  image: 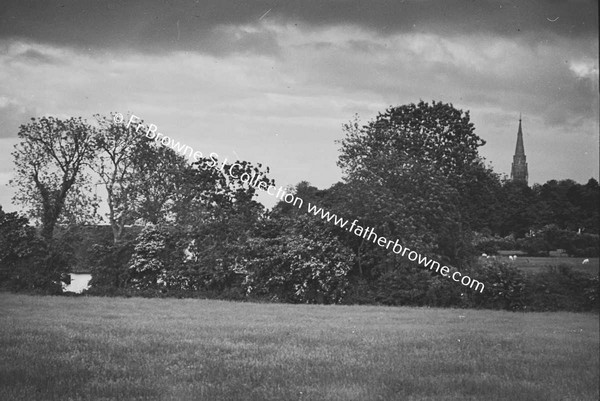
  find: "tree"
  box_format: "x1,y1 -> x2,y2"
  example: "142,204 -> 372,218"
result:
93,113 -> 192,236
531,178 -> 600,234
338,102 -> 485,181
92,113 -> 148,243
175,158 -> 274,292
128,140 -> 189,225
10,116 -> 97,241
337,101 -> 496,269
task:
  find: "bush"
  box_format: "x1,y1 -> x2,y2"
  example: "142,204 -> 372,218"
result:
516,236 -> 551,256
473,234 -> 517,255
87,240 -> 136,293
567,233 -> 600,257
0,207 -> 35,287
0,207 -> 69,294
537,225 -> 599,257
373,266 -> 430,306
243,217 -> 354,304
424,274 -> 464,307
465,259 -> 526,310
340,278 -> 376,305
523,265 -> 599,311
127,224 -> 187,290
583,275 -> 599,308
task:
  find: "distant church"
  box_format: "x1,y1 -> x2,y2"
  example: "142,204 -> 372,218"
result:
510,116 -> 528,185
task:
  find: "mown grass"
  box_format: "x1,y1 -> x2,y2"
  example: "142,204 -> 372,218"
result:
0,293 -> 598,401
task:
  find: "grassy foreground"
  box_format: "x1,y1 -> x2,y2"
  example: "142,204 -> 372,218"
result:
0,294 -> 598,401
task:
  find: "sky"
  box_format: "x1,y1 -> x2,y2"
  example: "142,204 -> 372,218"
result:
0,0 -> 598,214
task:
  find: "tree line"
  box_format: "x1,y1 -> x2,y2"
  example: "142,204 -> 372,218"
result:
1,102 -> 598,311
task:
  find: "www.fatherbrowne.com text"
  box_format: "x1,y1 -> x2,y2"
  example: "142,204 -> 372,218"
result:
115,113 -> 485,293
304,205 -> 485,293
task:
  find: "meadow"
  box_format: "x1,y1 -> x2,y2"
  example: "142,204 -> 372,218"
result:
0,293 -> 598,401
500,256 -> 599,275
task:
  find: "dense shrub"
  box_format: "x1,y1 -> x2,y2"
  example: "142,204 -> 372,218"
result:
423,274 -> 464,307
243,217 -> 354,304
464,259 -> 526,310
565,233 -> 599,257
127,224 -> 187,290
1,240 -> 71,294
371,265 -> 466,308
0,207 -> 69,294
373,266 -> 431,306
340,278 -> 375,305
472,234 -> 517,255
516,237 -> 551,256
183,240 -> 248,293
528,225 -> 600,257
0,207 -> 35,286
523,265 -> 599,311
3,203 -> 597,312
584,275 -> 599,308
54,225 -> 114,272
87,240 -> 136,293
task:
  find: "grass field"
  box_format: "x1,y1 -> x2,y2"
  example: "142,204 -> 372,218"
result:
483,256 -> 599,275
1,294 -> 598,401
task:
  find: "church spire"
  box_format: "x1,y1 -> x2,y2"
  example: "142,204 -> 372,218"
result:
514,114 -> 525,156
511,115 -> 528,185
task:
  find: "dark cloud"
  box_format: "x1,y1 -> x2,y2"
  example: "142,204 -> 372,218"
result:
280,0 -> 598,40
0,0 -> 596,54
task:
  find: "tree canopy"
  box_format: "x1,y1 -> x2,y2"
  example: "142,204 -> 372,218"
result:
11,116 -> 97,241
336,100 -> 499,268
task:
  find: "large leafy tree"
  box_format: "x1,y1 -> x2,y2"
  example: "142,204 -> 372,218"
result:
128,140 -> 189,225
530,178 -> 599,234
337,101 -> 499,269
339,102 -> 485,180
92,113 -> 189,240
92,113 -> 149,243
154,158 -> 275,292
10,116 -> 98,241
498,180 -> 539,237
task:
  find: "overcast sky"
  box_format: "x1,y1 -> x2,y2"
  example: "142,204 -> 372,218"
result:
1,0 -> 598,213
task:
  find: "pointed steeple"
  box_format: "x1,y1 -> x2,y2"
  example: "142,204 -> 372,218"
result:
514,114 -> 525,156
511,115 -> 528,185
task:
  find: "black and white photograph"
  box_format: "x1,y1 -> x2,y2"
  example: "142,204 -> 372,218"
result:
0,0 -> 598,400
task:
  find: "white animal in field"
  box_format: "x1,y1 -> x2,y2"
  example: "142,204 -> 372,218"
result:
481,253 -> 488,258
582,259 -> 590,264
508,255 -> 515,261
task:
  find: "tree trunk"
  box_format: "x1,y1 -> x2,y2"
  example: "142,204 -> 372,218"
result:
357,238 -> 365,276
111,222 -> 123,244
41,219 -> 56,242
